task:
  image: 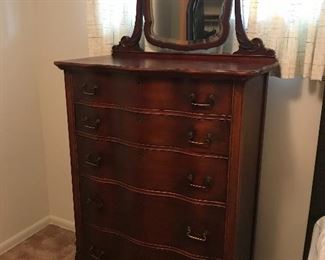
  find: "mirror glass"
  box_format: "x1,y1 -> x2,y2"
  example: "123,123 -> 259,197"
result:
149,0 -> 227,45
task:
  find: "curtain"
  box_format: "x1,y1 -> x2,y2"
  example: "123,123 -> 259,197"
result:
86,0 -> 137,56
86,0 -> 325,81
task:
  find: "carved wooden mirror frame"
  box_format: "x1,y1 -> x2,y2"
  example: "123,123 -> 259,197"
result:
112,0 -> 275,57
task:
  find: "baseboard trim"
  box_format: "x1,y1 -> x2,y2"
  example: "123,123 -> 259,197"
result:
49,215 -> 75,232
0,215 -> 75,256
0,216 -> 50,255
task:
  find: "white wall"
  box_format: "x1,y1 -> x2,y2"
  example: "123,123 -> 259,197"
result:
0,1 -> 88,250
0,1 -> 49,247
254,78 -> 323,260
0,2 -> 323,260
36,1 -> 88,223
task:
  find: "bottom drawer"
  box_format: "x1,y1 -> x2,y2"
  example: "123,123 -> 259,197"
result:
80,178 -> 225,259
82,226 -> 216,260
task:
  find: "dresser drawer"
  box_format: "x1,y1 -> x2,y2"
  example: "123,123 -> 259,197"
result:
82,226 -> 215,260
77,135 -> 228,203
75,105 -> 230,156
72,72 -> 233,116
80,178 -> 225,259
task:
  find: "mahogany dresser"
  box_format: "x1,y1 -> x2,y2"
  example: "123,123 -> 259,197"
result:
55,0 -> 279,259
55,53 -> 278,260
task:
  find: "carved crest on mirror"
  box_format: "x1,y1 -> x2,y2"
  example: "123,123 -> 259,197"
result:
112,0 -> 275,57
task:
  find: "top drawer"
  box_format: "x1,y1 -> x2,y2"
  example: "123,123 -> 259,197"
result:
71,71 -> 233,116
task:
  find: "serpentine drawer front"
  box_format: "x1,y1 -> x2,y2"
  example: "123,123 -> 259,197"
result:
76,135 -> 228,203
80,178 -> 226,259
82,226 -> 221,260
75,104 -> 231,156
55,54 -> 277,260
72,72 -> 233,117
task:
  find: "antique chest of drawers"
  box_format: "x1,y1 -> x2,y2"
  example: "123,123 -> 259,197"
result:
55,54 -> 278,260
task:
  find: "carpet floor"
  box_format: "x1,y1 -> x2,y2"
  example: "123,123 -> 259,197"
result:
0,225 -> 75,260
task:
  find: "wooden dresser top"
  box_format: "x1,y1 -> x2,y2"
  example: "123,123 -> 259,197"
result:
55,53 -> 279,79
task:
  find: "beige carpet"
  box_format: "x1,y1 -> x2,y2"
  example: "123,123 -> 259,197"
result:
0,225 -> 75,260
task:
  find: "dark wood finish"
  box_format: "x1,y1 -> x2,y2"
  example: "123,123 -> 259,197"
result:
82,225 -> 216,260
75,104 -> 230,156
56,49 -> 278,259
234,75 -> 268,259
55,54 -> 278,79
71,71 -> 233,117
77,135 -> 228,204
304,84 -> 325,260
63,73 -> 84,257
112,0 -> 275,55
80,177 -> 226,259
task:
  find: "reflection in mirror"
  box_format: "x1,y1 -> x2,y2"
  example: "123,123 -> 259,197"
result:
150,0 -> 226,45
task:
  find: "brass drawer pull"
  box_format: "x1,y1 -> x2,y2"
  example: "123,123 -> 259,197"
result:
186,226 -> 208,242
187,174 -> 212,190
189,93 -> 215,108
188,131 -> 212,146
89,246 -> 104,260
86,198 -> 104,210
85,154 -> 102,168
82,83 -> 98,96
82,116 -> 101,130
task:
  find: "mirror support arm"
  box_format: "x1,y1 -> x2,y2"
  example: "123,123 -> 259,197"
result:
233,0 -> 275,57
112,0 -> 144,54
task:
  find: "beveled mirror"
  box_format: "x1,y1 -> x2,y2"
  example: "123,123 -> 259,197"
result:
113,0 -> 275,56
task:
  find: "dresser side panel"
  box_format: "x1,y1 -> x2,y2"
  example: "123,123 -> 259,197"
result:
224,82 -> 243,260
63,71 -> 83,258
235,75 -> 268,260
